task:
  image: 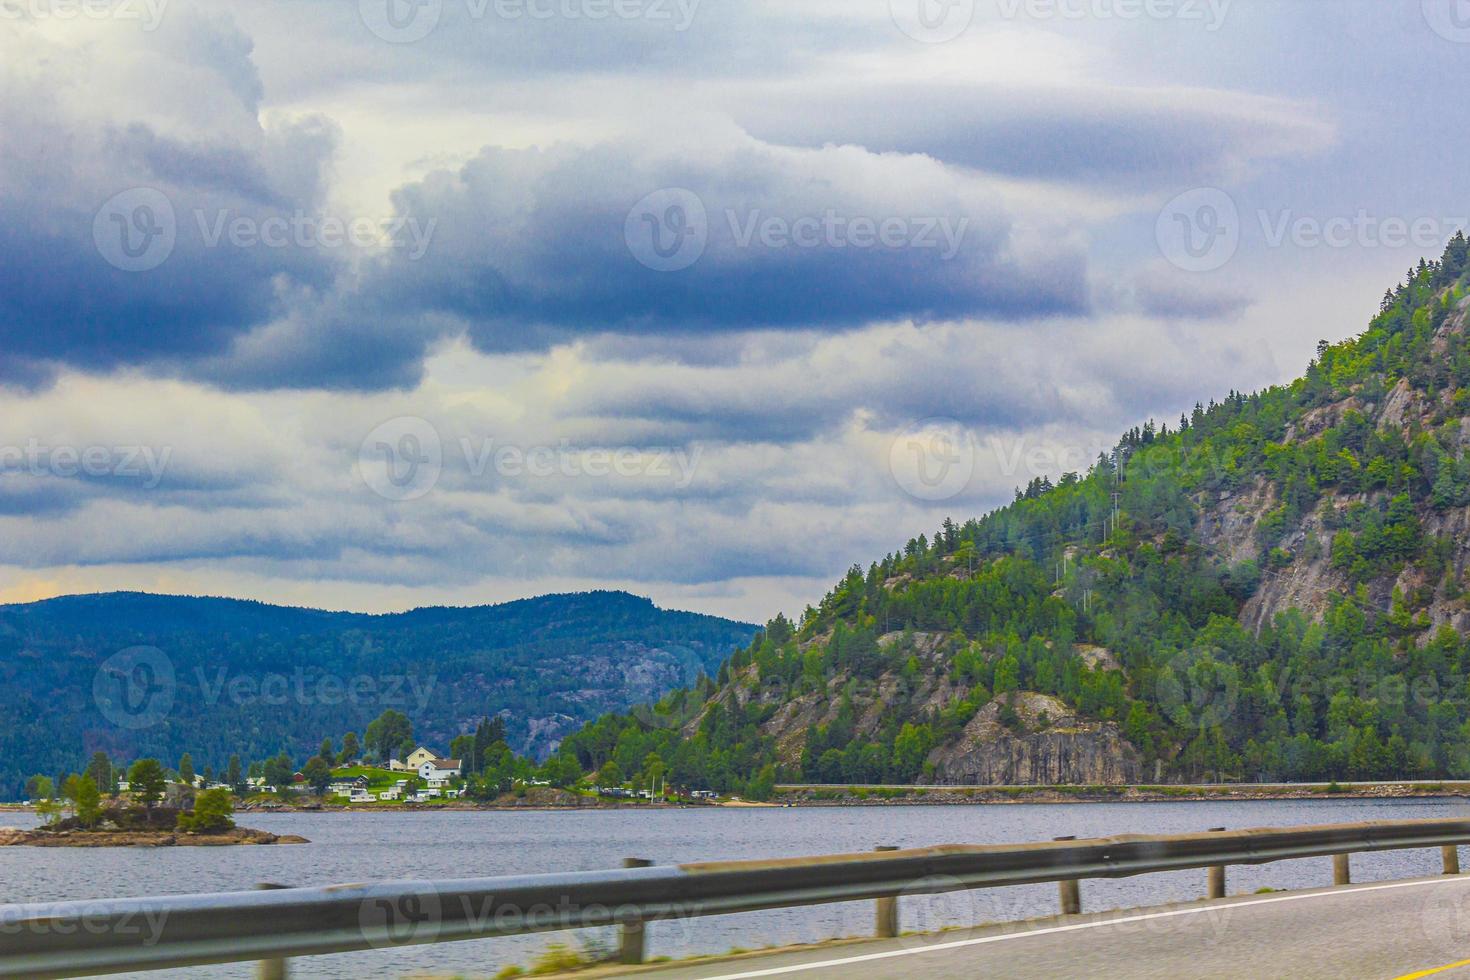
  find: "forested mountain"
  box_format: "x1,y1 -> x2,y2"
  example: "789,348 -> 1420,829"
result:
0,590 -> 755,797
554,235 -> 1470,795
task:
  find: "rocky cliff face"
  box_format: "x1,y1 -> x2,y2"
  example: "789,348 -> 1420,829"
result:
1199,296 -> 1470,637
926,692 -> 1142,785
689,633 -> 1139,786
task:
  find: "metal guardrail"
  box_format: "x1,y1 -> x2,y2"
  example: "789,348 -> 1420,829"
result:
2,817 -> 1468,978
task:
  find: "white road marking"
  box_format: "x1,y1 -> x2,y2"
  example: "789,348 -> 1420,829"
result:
697,875 -> 1470,979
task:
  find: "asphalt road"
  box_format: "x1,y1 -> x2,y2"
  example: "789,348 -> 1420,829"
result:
622,875 -> 1470,979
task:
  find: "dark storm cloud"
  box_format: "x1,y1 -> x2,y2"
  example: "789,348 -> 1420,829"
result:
0,13 -> 344,385
367,136 -> 1090,351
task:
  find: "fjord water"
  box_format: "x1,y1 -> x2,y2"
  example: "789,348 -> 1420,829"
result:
5,798 -> 1468,978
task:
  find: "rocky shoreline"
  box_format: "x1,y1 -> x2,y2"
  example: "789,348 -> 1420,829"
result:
774,782 -> 1470,806
6,783 -> 1461,820
0,826 -> 308,846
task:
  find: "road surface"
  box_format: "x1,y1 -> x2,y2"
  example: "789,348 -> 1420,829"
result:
621,875 -> 1470,979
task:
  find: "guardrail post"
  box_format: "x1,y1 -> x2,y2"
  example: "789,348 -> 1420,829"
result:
1445,845 -> 1461,875
619,858 -> 653,964
874,846 -> 900,938
1054,838 -> 1081,915
1207,828 -> 1226,899
256,884 -> 290,980
1333,853 -> 1351,886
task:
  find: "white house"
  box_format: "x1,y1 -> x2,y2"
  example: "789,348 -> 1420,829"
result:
418,758 -> 462,782
330,776 -> 369,797
391,746 -> 445,772
348,788 -> 374,803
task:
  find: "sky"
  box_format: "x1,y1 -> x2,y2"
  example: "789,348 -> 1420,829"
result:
0,0 -> 1467,624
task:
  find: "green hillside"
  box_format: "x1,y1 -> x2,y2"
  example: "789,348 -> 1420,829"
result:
543,234 -> 1470,796
0,590 -> 756,798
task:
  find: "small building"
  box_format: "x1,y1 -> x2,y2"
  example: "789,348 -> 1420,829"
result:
418,758 -> 462,782
388,746 -> 442,772
348,788 -> 374,803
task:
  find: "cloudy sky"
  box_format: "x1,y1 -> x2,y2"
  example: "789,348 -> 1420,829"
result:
0,0 -> 1466,623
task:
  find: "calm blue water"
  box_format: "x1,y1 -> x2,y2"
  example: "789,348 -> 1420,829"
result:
4,798 -> 1468,977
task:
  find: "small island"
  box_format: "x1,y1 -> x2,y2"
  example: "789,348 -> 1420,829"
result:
5,765 -> 307,847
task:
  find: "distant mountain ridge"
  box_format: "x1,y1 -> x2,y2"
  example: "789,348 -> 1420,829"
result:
0,589 -> 757,797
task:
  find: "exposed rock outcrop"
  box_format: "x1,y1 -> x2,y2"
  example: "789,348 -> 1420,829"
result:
925,693 -> 1142,785
0,826 -> 307,846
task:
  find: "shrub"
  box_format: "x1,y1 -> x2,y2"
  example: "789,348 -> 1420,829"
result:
177,789 -> 235,833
